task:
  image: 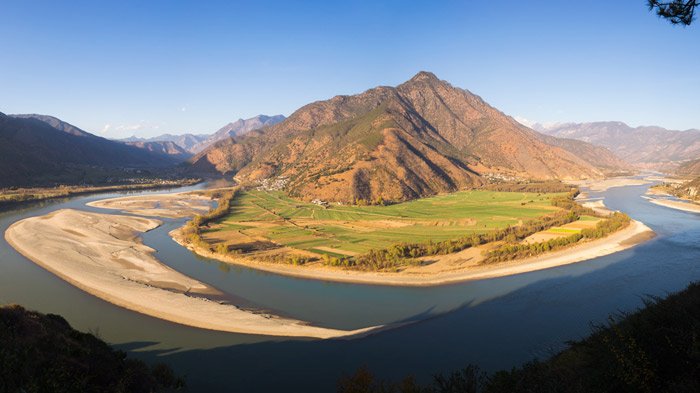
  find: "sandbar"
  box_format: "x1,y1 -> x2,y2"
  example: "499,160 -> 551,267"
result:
87,192 -> 212,218
645,197 -> 700,214
5,209 -> 378,338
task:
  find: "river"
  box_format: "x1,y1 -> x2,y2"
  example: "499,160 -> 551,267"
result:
1,183 -> 698,392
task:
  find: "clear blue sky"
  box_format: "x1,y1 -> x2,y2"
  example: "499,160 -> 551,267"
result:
1,0 -> 698,137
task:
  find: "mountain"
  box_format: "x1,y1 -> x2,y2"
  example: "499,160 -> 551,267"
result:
11,114 -> 94,138
533,121 -> 700,169
190,115 -> 285,153
121,133 -> 208,152
123,140 -> 192,161
0,112 -> 177,187
190,72 -> 620,203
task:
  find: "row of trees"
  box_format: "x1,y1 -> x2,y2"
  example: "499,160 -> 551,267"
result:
258,254 -> 314,266
483,181 -> 576,194
483,212 -> 631,264
181,187 -> 239,251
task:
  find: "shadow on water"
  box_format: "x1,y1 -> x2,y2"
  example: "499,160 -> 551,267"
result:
125,232 -> 700,393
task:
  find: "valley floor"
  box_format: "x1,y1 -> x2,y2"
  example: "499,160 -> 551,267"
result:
172,217 -> 653,286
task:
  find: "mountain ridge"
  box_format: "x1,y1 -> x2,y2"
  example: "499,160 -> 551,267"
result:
190,114 -> 285,153
0,113 -> 178,187
191,72 -> 624,203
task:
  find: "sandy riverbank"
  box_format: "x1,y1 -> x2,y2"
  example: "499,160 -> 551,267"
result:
5,209 -> 379,338
645,197 -> 700,214
172,217 -> 655,287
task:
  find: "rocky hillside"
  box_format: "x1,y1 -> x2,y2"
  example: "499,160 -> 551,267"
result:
190,114 -> 285,153
677,158 -> 700,177
0,112 -> 178,187
534,121 -> 700,169
191,72 -> 622,203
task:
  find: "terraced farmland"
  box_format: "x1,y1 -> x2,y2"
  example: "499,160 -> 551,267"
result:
203,189 -> 568,257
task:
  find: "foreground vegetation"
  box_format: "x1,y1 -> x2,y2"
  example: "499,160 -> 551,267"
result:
338,281 -> 700,392
0,178 -> 200,209
0,304 -> 184,392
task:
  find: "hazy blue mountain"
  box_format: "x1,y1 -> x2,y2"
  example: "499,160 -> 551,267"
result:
534,121 -> 700,169
121,133 -> 208,152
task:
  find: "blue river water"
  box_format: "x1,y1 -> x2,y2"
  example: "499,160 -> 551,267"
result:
0,183 -> 698,392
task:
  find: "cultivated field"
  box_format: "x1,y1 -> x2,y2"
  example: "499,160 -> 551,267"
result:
203,189 -> 567,258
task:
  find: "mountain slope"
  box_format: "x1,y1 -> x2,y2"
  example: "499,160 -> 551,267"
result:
535,133 -> 628,173
11,114 -> 94,137
534,121 -> 700,168
191,72 -> 615,203
190,115 -> 285,153
0,112 -> 177,187
677,158 -> 700,177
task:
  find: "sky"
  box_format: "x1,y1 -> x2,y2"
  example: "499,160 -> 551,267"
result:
1,0 -> 698,138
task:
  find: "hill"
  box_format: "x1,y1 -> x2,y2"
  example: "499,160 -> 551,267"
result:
11,113 -> 94,137
191,72 -> 623,203
0,112 -> 178,187
190,114 -> 286,153
534,121 -> 700,169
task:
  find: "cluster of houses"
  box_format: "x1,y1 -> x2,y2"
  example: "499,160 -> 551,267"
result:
255,176 -> 289,191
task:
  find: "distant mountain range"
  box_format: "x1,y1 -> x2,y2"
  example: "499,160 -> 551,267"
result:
0,113 -> 178,187
119,115 -> 286,155
123,140 -> 191,161
190,71 -> 625,203
533,121 -> 700,170
190,115 -> 285,153
121,133 -> 208,152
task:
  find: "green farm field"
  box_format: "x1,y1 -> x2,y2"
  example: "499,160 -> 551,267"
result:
204,189 -> 567,257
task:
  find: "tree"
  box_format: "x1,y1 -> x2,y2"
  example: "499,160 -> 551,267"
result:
648,0 -> 698,25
